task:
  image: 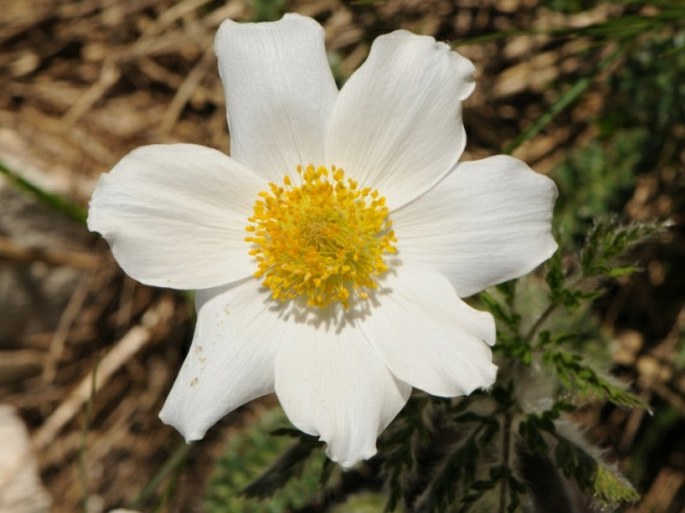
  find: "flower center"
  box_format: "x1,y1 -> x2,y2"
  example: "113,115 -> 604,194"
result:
245,164 -> 397,309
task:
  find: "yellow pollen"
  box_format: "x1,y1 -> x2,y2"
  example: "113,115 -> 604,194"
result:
245,164 -> 397,309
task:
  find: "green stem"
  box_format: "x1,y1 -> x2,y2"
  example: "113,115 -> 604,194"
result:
0,161 -> 87,223
524,303 -> 557,343
454,8 -> 681,48
504,44 -> 627,154
131,441 -> 191,509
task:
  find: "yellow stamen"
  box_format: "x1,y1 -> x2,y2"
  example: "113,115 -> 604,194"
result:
245,164 -> 397,308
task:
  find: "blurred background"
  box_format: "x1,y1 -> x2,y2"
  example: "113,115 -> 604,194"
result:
0,0 -> 683,511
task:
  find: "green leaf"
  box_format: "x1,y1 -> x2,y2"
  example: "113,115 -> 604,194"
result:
241,435 -> 322,499
519,416 -> 550,455
379,395 -> 431,513
0,160 -> 87,223
580,216 -> 669,279
203,407 -> 325,513
594,464 -> 640,505
504,45 -> 625,154
544,252 -> 595,309
553,429 -> 639,507
543,349 -> 646,408
413,429 -> 485,513
248,0 -> 285,21
479,291 -> 522,331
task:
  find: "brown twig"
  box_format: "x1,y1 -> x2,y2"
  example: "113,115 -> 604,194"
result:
0,235 -> 99,269
42,275 -> 93,386
32,296 -> 175,451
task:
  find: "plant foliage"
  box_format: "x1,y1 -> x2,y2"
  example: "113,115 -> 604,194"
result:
199,2 -> 679,512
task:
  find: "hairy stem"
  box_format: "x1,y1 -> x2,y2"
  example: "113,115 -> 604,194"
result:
524,303 -> 557,343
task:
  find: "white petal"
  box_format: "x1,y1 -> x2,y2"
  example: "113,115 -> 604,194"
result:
325,30 -> 475,209
361,264 -> 497,397
159,281 -> 279,440
393,155 -> 558,297
88,144 -> 264,290
274,318 -> 411,467
215,14 -> 338,181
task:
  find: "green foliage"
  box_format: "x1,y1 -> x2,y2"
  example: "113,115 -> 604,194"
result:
379,396 -> 431,512
607,26 -> 685,135
240,428 -> 323,499
0,160 -> 87,224
442,213 -> 663,511
200,160 -> 660,511
545,252 -> 598,309
540,0 -> 600,14
203,4 -> 680,513
579,216 -> 667,278
504,73 -> 597,154
203,407 -> 326,513
414,433 -> 482,513
594,465 -> 641,505
553,130 -> 647,240
480,288 -> 530,363
330,493 -> 388,513
517,410 -> 639,506
553,427 -> 639,505
248,0 -> 285,21
543,349 -> 646,407
547,216 -> 668,308
554,436 -> 597,490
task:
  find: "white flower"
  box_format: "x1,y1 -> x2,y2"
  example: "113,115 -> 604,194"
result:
87,14 -> 557,467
